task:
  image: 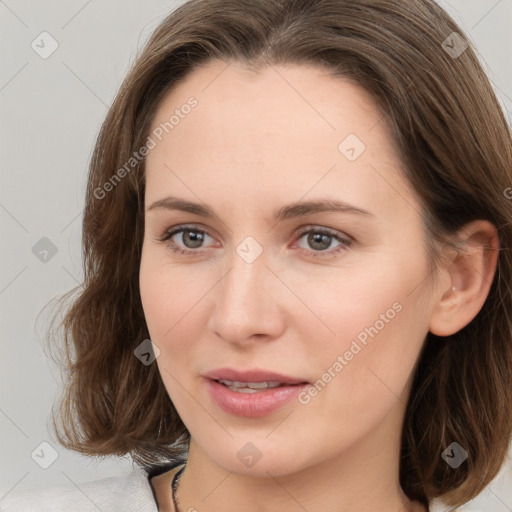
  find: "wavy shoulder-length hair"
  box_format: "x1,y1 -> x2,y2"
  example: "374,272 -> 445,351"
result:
45,0 -> 512,508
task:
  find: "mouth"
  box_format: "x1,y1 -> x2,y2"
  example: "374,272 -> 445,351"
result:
203,368 -> 310,417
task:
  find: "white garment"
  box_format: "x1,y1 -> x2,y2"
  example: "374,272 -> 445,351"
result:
0,468 -> 158,512
0,466 -> 467,511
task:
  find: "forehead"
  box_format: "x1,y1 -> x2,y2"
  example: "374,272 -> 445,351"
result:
145,59 -> 419,218
150,59 -> 387,141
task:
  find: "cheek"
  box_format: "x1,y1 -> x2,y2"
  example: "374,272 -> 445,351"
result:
139,248 -> 212,378
295,252 -> 429,397
140,246 -> 199,338
139,257 -> 198,410
291,253 -> 420,341
139,257 -> 168,339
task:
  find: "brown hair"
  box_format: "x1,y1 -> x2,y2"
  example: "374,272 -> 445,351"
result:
45,0 -> 512,508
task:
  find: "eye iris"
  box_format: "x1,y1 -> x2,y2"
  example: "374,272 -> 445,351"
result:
183,230 -> 204,248
308,232 -> 331,251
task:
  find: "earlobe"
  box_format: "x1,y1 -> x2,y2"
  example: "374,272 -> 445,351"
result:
429,220 -> 499,337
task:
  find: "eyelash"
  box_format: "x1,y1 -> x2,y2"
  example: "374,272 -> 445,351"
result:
157,224 -> 352,259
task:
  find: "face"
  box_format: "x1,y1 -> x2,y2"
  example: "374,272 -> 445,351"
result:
139,60 -> 442,477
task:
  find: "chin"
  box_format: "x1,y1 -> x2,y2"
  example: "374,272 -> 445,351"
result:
196,436 -> 316,478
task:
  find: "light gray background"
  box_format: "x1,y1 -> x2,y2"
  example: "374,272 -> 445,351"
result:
1,0 -> 511,510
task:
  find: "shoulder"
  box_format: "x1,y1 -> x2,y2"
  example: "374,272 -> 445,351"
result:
0,466 -> 158,512
429,497 -> 472,512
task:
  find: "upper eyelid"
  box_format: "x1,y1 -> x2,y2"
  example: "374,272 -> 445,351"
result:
162,223 -> 215,241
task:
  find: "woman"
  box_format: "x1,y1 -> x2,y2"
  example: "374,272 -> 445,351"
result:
2,0 -> 511,511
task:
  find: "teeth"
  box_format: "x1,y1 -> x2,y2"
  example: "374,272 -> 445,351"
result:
228,387 -> 259,393
218,379 -> 283,390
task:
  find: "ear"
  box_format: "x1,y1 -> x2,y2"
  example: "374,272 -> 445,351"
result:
429,220 -> 499,336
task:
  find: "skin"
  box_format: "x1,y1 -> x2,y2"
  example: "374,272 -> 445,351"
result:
139,60 -> 499,512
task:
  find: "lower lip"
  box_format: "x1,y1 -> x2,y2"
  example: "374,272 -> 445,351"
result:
205,379 -> 309,418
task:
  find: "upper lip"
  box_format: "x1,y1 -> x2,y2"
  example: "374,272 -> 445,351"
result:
204,367 -> 309,384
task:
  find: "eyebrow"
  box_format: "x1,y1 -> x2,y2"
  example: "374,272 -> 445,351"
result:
146,195 -> 374,221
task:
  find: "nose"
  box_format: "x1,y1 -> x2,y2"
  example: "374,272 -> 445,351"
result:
207,242 -> 285,346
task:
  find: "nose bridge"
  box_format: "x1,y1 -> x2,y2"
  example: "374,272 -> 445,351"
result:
208,237 -> 282,342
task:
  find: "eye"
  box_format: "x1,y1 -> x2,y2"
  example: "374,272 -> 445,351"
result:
158,225 -> 215,255
157,224 -> 352,258
294,227 -> 352,258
